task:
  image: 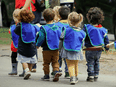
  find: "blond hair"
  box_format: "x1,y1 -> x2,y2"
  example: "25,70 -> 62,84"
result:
68,12 -> 83,27
53,6 -> 61,22
13,9 -> 21,23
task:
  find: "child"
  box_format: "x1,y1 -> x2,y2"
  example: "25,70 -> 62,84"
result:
36,8 -> 62,82
8,9 -> 20,75
14,8 -> 40,80
53,6 -> 61,23
53,6 -> 70,79
59,12 -> 86,85
83,7 -> 109,82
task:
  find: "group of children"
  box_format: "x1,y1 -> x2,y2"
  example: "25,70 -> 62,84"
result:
8,6 -> 109,85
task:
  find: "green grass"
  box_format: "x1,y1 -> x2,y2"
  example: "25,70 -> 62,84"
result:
0,28 -> 12,45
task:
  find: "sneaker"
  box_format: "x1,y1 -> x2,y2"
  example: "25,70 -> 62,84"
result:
41,75 -> 50,81
65,72 -> 70,79
53,72 -> 62,82
75,77 -> 78,83
19,71 -> 25,77
8,72 -> 17,75
70,76 -> 76,85
94,76 -> 98,81
59,68 -> 62,72
24,72 -> 31,80
31,69 -> 36,72
86,76 -> 94,82
51,72 -> 55,78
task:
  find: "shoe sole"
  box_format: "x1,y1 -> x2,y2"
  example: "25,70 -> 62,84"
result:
41,79 -> 50,81
87,80 -> 94,82
19,75 -> 24,77
53,73 -> 62,82
65,77 -> 70,79
8,73 -> 17,75
24,73 -> 31,80
75,80 -> 78,83
70,83 -> 75,85
31,69 -> 36,72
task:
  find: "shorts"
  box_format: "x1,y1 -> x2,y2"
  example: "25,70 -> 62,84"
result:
17,53 -> 37,64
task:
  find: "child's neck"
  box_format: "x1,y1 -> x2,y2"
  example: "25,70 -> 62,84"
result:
47,21 -> 53,24
92,24 -> 98,26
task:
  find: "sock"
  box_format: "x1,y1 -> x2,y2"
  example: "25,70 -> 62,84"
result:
25,68 -> 29,73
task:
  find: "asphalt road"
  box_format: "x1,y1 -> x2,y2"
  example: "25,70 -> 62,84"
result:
0,45 -> 116,87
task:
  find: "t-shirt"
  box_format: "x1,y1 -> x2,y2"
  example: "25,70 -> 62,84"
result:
15,0 -> 36,11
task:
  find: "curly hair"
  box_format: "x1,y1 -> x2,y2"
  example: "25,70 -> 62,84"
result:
43,8 -> 55,22
86,7 -> 104,25
20,9 -> 35,23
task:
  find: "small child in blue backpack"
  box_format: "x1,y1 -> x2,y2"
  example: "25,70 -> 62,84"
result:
83,7 -> 109,82
8,9 -> 20,75
14,8 -> 40,80
36,8 -> 62,82
53,6 -> 70,79
59,11 -> 86,85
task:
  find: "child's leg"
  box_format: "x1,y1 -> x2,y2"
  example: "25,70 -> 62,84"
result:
58,55 -> 62,70
64,58 -> 70,79
28,63 -> 34,71
75,60 -> 78,77
85,51 -> 95,82
41,51 -> 51,80
22,63 -> 31,80
66,59 -> 76,84
42,51 -> 51,75
66,59 -> 75,77
52,50 -> 62,82
94,51 -> 102,81
8,52 -> 17,75
51,51 -> 59,72
75,60 -> 78,83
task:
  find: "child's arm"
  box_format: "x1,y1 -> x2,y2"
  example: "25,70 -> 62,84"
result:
36,29 -> 45,48
59,31 -> 65,51
104,35 -> 109,51
14,23 -> 21,36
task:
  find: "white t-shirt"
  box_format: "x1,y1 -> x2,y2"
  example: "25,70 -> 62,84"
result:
60,0 -> 74,3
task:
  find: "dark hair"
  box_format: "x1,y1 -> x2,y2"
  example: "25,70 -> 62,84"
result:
86,7 -> 104,25
43,8 -> 55,22
20,9 -> 35,23
59,6 -> 70,20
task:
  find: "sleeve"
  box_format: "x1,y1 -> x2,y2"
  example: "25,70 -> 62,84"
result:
8,29 -> 11,34
83,24 -> 86,32
59,31 -> 65,51
104,35 -> 109,50
14,23 -> 21,36
36,28 -> 45,47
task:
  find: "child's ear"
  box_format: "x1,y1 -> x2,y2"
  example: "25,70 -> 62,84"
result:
44,18 -> 46,21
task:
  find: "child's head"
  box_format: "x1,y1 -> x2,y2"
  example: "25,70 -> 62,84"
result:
86,7 -> 104,25
13,9 -> 21,23
53,6 -> 61,22
43,8 -> 55,23
20,9 -> 35,23
68,12 -> 83,27
59,6 -> 70,20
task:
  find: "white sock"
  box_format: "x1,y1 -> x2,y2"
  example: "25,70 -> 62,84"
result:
25,68 -> 29,73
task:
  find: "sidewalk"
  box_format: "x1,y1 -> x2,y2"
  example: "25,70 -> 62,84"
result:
0,45 -> 116,87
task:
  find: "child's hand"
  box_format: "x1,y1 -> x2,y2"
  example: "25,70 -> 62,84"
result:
36,46 -> 39,49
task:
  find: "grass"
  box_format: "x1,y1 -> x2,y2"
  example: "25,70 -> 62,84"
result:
0,28 -> 12,45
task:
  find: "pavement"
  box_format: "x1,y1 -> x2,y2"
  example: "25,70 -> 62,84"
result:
0,45 -> 116,87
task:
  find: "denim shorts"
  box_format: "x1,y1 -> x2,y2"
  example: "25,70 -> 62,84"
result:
17,53 -> 37,64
